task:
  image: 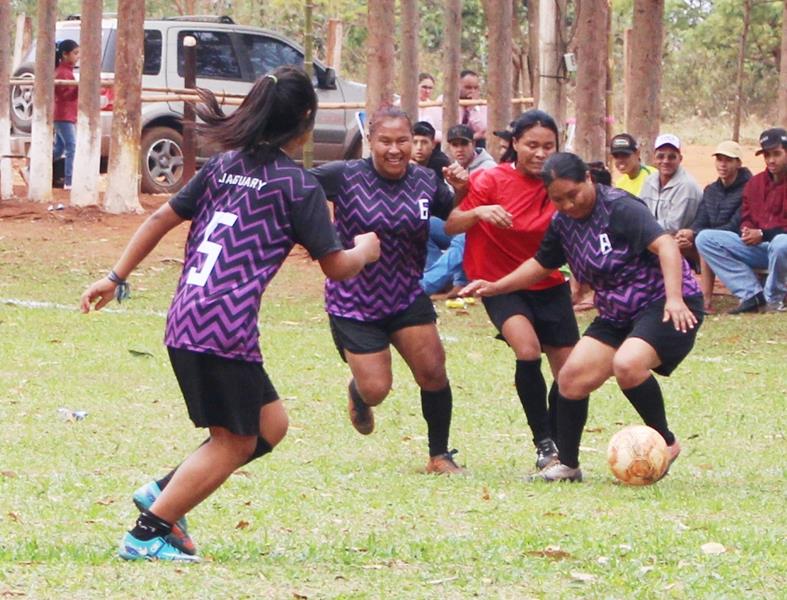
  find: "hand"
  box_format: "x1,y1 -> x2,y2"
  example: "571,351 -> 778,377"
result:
662,297 -> 698,333
80,278 -> 117,313
674,229 -> 694,249
474,205 -> 513,228
353,232 -> 381,263
459,279 -> 498,298
443,162 -> 469,193
740,227 -> 763,246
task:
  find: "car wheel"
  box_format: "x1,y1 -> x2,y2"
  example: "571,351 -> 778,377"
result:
10,69 -> 34,133
140,126 -> 185,194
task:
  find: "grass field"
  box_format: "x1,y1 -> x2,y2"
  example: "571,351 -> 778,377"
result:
0,224 -> 785,599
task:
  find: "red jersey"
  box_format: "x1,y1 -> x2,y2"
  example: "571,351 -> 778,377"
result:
54,62 -> 78,122
460,162 -> 565,289
741,170 -> 787,236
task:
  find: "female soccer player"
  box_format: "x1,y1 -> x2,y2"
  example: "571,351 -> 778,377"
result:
81,67 -> 380,561
462,152 -> 703,482
444,110 -> 579,470
310,107 -> 469,475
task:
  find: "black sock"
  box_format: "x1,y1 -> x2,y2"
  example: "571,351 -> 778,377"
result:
130,509 -> 172,541
556,392 -> 589,469
621,376 -> 675,446
515,359 -> 551,444
547,381 -> 558,440
421,384 -> 452,457
156,438 -> 211,491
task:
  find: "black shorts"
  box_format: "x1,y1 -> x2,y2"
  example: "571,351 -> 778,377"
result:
583,294 -> 704,376
168,347 -> 279,436
329,293 -> 437,359
481,282 -> 580,348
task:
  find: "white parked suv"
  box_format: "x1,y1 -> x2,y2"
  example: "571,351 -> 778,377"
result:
10,15 -> 365,193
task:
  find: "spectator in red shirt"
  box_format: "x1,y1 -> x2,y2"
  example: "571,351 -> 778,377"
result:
54,40 -> 79,190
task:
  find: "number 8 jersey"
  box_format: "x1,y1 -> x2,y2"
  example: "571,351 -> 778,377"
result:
165,150 -> 342,363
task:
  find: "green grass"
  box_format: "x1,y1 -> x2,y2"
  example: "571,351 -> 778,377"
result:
1,238 -> 785,598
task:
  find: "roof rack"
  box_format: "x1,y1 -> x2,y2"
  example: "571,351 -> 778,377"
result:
65,13 -> 118,20
163,15 -> 235,24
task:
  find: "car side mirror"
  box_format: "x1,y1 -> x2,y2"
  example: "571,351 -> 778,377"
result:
318,67 -> 337,90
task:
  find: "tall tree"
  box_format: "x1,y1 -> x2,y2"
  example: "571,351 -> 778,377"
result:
442,0 -> 462,135
538,0 -> 560,118
732,0 -> 752,142
400,0 -> 419,121
365,0 -> 396,119
484,0 -> 513,157
574,0 -> 608,161
71,0 -> 103,207
779,0 -> 787,127
104,0 -> 144,213
27,0 -> 57,203
626,0 -> 664,165
0,0 -> 12,200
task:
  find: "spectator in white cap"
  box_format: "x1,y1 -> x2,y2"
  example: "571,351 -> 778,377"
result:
696,127 -> 787,314
640,134 -> 702,237
674,141 -> 752,312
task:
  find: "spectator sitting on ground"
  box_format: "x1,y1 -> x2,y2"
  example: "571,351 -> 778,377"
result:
675,140 -> 752,313
610,133 -> 656,197
696,128 -> 787,314
420,124 -> 496,297
411,121 -> 451,182
640,134 -> 702,238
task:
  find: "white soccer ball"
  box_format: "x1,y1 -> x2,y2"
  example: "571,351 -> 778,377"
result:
607,425 -> 669,486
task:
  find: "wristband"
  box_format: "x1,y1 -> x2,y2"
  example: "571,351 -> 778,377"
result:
107,270 -> 131,303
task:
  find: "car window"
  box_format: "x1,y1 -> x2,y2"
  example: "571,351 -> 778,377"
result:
177,31 -> 242,80
241,34 -> 303,77
143,30 -> 162,75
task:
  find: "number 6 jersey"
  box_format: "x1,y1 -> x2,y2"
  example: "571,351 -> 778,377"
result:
165,150 -> 342,362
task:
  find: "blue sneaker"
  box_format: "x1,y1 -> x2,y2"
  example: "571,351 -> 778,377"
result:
132,481 -> 196,555
118,532 -> 200,562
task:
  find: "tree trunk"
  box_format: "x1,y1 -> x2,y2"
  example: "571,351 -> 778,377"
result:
626,0 -> 664,165
778,0 -> 787,128
365,0 -> 396,120
104,0 -> 144,214
12,14 -> 32,72
484,0 -> 513,157
27,0 -> 57,203
0,0 -> 12,199
732,0 -> 751,142
528,0 -> 539,106
442,0 -> 462,136
326,18 -> 343,74
400,0 -> 419,122
538,0 -> 560,119
71,0 -> 103,207
574,0 -> 608,161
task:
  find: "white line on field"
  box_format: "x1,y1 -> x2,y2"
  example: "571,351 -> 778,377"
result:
0,298 -> 167,318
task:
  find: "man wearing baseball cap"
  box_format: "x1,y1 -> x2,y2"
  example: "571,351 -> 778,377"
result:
696,128 -> 787,313
640,133 -> 703,234
609,133 -> 656,197
675,140 -> 752,312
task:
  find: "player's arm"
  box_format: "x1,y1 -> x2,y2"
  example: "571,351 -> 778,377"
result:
444,172 -> 512,234
318,233 -> 380,281
648,233 -> 697,332
80,203 -> 185,312
460,257 -> 552,297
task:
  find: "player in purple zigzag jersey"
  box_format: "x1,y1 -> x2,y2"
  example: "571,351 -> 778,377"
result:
462,153 -> 704,483
80,67 -> 380,561
310,108 -> 470,475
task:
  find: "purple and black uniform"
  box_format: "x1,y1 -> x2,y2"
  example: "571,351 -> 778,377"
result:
166,150 -> 342,363
536,185 -> 701,326
311,158 -> 454,321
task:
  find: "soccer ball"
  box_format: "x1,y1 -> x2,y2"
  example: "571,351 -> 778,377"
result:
607,425 -> 669,485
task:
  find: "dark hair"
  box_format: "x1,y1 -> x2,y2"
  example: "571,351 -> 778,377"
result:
500,109 -> 560,164
368,107 -> 412,138
460,69 -> 478,79
55,39 -> 79,67
412,120 -> 436,139
587,160 -> 612,185
541,152 -> 588,186
195,66 -> 317,162
418,73 -> 435,84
